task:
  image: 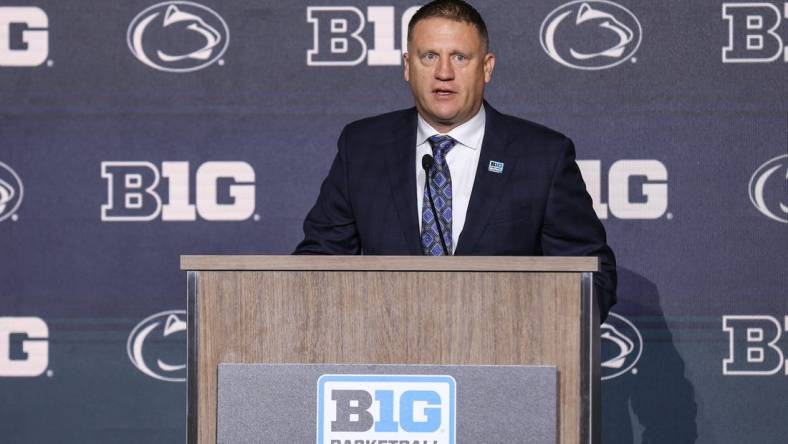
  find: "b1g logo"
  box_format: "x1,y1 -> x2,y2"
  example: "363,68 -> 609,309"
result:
539,1 -> 642,70
0,7 -> 48,67
128,1 -> 229,72
0,317 -> 49,377
577,160 -> 669,220
748,154 -> 788,223
722,2 -> 788,63
317,374 -> 456,444
307,5 -> 421,66
723,315 -> 788,376
101,161 -> 256,222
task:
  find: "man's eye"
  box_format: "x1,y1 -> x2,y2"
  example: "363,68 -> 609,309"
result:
453,54 -> 467,63
424,53 -> 437,60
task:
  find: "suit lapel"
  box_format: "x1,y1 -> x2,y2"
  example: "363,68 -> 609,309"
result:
455,103 -> 519,255
385,108 -> 423,254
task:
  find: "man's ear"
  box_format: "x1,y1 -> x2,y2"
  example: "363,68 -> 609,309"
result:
403,52 -> 410,82
483,53 -> 496,84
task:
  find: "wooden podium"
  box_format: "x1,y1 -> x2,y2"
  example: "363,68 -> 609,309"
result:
181,255 -> 600,444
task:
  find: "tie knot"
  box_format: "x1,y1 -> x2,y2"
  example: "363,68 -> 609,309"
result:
428,135 -> 456,161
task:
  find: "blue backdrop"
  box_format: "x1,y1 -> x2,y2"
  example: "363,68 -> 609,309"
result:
1,1 -> 786,442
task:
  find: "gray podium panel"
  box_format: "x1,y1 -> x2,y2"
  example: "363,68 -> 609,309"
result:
217,363 -> 556,444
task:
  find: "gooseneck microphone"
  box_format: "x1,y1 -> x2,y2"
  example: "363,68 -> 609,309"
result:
421,154 -> 450,256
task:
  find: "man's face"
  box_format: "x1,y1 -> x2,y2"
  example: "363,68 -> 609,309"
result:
404,17 -> 495,133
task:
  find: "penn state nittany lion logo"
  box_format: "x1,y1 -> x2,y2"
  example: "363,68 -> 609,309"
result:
127,1 -> 229,72
127,310 -> 187,382
601,312 -> 643,380
540,0 -> 642,70
748,154 -> 788,224
0,162 -> 23,222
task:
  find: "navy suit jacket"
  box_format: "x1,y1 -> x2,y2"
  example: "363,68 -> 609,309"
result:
295,103 -> 617,321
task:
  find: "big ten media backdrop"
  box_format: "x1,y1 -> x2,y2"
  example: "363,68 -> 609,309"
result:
0,0 -> 785,442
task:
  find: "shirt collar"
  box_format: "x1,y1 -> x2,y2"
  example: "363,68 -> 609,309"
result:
416,105 -> 486,151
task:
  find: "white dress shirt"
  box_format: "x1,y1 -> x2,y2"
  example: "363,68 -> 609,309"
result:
416,106 -> 486,254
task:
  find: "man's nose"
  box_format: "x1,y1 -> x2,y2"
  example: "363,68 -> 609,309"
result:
434,57 -> 454,81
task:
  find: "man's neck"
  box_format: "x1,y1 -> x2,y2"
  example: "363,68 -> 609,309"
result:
419,103 -> 484,134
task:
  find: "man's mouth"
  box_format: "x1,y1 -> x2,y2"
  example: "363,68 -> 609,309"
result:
433,88 -> 456,97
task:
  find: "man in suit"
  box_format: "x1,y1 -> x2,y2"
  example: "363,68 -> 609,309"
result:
295,0 -> 616,321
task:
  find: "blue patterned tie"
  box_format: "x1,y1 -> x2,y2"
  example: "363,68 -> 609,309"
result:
421,135 -> 456,256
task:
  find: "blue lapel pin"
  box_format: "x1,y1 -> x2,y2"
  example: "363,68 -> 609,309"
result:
488,160 -> 504,174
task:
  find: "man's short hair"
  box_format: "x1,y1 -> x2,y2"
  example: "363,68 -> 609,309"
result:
407,0 -> 489,52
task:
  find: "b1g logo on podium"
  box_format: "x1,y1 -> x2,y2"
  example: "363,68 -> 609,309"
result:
317,374 -> 456,444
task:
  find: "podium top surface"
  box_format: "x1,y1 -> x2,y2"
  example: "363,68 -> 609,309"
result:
180,255 -> 598,272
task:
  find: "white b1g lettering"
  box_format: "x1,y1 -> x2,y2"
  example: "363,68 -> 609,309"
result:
723,315 -> 788,376
0,317 -> 49,377
0,7 -> 49,66
723,2 -> 788,63
578,159 -> 668,220
101,161 -> 256,221
307,6 -> 421,66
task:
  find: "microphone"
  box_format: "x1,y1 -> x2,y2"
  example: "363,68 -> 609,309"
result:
421,153 -> 434,172
421,154 -> 450,256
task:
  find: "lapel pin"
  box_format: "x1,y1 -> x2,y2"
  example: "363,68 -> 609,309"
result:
488,160 -> 504,174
